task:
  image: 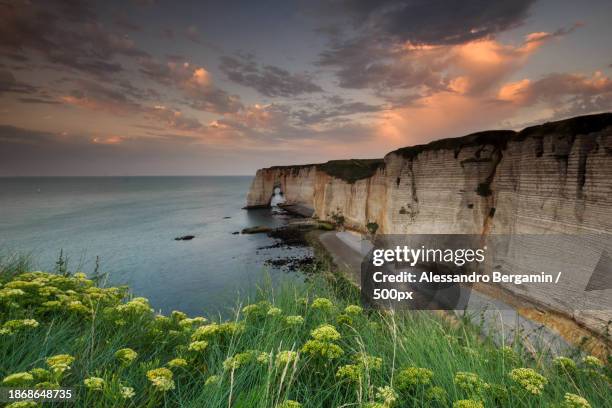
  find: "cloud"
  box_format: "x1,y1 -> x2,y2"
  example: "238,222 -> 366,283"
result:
0,125 -> 58,145
138,57 -> 243,113
293,100 -> 385,125
0,0 -> 148,77
319,27 -> 573,104
52,78 -> 203,132
319,36 -> 447,91
146,106 -> 203,131
92,135 -> 125,145
60,79 -> 141,114
220,54 -> 323,97
497,71 -> 612,118
18,97 -> 61,105
317,0 -> 536,45
0,70 -> 37,94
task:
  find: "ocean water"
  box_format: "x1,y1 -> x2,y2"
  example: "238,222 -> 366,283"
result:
0,177 -> 307,316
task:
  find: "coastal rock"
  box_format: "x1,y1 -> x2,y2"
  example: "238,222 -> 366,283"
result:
245,113 -> 612,336
175,235 -> 195,241
241,226 -> 272,234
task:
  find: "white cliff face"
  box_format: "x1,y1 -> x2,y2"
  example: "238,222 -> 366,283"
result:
245,114 -> 612,334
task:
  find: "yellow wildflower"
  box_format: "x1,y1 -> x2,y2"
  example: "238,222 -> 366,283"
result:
284,315 -> 304,326
168,358 -> 188,368
188,340 -> 208,352
121,386 -> 135,399
115,348 -> 138,365
146,368 -> 175,392
561,393 -> 591,408
3,372 -> 34,386
311,297 -> 334,311
508,368 -> 547,395
311,324 -> 341,341
46,354 -> 75,374
84,377 -> 105,391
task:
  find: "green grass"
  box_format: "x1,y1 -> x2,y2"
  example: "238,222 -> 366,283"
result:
0,256 -> 610,408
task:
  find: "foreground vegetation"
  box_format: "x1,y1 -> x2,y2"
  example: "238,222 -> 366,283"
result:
0,257 -> 610,408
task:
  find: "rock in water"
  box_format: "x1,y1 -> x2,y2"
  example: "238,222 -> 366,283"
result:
175,235 -> 195,241
241,226 -> 272,234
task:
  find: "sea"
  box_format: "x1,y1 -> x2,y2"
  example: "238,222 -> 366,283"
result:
0,177 -> 309,316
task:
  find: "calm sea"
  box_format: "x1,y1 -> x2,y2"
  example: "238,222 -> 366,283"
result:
0,177 -> 307,316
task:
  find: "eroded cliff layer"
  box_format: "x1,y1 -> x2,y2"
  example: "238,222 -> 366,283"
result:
246,113 -> 612,334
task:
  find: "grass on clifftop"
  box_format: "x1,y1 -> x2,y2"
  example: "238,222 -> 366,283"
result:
0,256 -> 610,408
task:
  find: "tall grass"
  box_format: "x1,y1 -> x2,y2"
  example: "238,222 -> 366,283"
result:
0,256 -> 609,407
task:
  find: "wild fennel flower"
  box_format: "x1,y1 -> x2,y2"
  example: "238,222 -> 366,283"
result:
453,399 -> 484,408
301,340 -> 343,359
344,304 -> 363,315
336,314 -> 353,326
0,288 -> 25,299
6,401 -> 40,408
553,356 -> 577,375
395,366 -> 433,392
168,358 -> 188,368
188,340 -> 209,352
67,300 -> 89,313
582,355 -> 603,369
146,368 -> 175,392
116,297 -> 153,315
354,353 -> 382,371
115,348 -> 138,365
191,322 -> 244,341
179,317 -> 207,329
336,364 -> 362,382
223,350 -> 268,370
29,368 -> 51,382
192,323 -> 219,340
508,368 -> 547,395
205,375 -> 221,386
311,324 -> 341,341
171,310 -> 187,321
311,297 -> 334,311
561,393 -> 591,408
275,350 -> 298,368
84,377 -> 105,391
453,372 -> 487,396
1,319 -> 39,335
3,372 -> 34,386
499,346 -> 518,365
376,386 -> 398,407
277,400 -> 301,408
46,354 -> 75,374
242,304 -> 260,317
120,386 -> 135,399
267,307 -> 282,317
284,315 -> 304,326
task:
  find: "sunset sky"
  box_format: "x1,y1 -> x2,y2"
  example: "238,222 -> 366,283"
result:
1,0 -> 611,175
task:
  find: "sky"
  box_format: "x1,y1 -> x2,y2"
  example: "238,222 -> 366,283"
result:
1,0 -> 611,176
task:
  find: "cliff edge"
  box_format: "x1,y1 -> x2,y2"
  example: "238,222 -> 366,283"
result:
246,113 -> 612,337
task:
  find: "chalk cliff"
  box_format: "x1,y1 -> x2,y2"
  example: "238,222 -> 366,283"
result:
246,113 -> 612,335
